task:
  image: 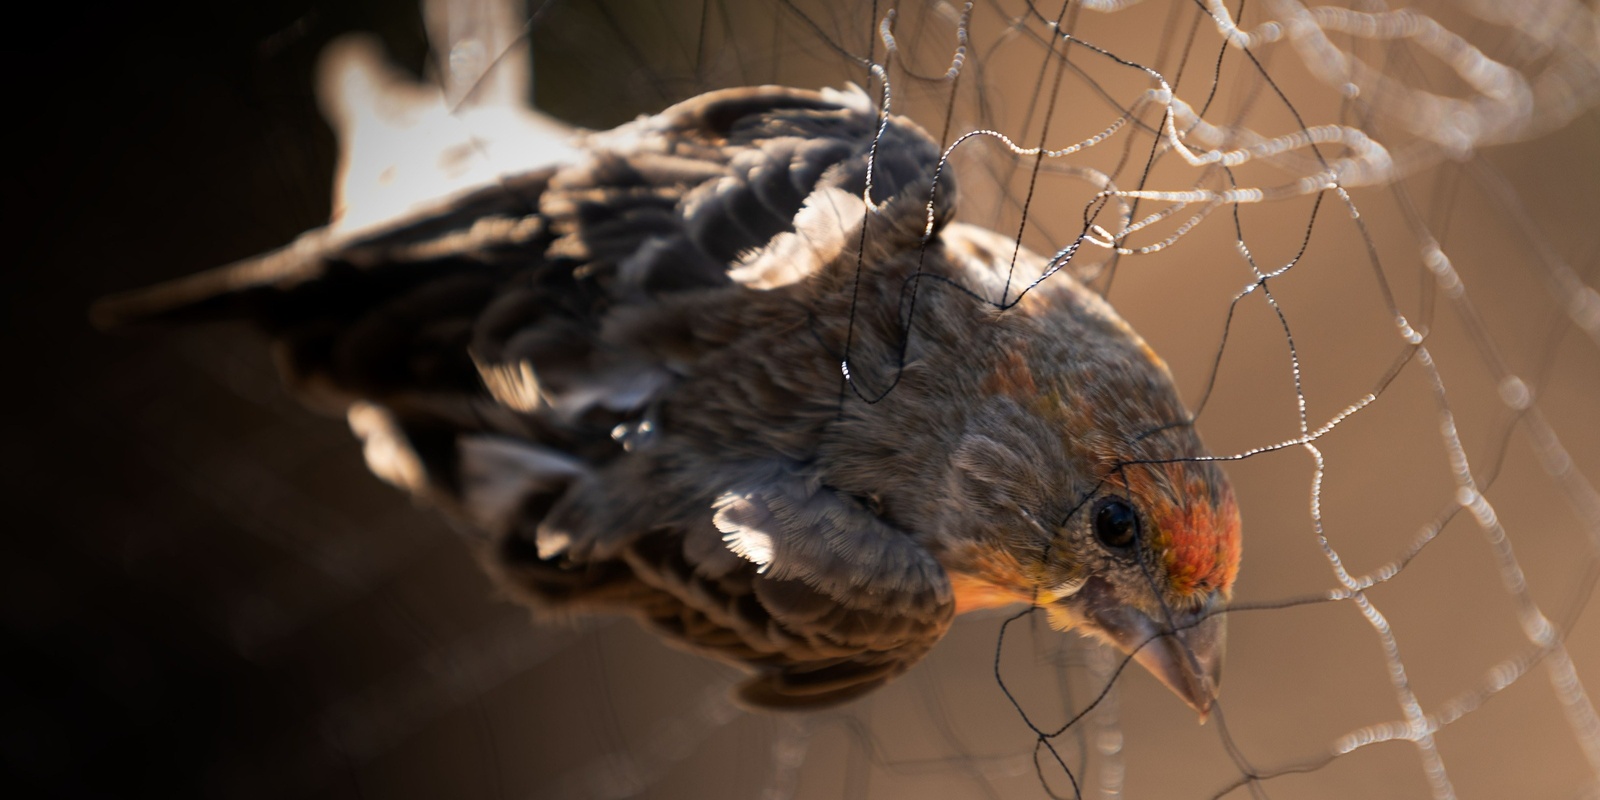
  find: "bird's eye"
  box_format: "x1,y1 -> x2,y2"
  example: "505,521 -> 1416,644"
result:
1093,497 -> 1139,550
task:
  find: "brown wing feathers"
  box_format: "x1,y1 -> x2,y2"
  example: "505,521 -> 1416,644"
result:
98,85 -> 958,708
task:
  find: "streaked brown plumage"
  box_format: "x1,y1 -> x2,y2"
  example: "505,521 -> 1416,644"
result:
96,58 -> 1240,712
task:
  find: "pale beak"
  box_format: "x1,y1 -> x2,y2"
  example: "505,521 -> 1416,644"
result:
1061,578 -> 1226,720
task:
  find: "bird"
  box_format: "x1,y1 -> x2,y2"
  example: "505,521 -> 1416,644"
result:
93,37 -> 1240,714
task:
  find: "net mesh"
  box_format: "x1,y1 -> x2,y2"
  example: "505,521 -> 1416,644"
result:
35,0 -> 1600,798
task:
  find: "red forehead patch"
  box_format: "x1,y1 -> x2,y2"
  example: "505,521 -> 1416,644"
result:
1130,465 -> 1241,598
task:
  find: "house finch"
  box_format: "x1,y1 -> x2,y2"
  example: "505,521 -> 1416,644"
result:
94,45 -> 1240,714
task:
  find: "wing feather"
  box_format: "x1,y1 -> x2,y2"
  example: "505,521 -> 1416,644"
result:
101,81 -> 961,710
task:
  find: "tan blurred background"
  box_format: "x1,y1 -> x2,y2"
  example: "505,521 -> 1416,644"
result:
9,1 -> 1598,798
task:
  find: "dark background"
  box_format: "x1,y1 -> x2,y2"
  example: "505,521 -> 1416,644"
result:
12,3 -> 412,796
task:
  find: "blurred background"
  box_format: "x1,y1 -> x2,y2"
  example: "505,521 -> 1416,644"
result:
8,1 -> 1599,797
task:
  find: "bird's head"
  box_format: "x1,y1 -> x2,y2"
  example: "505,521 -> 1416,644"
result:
1041,454 -> 1239,720
932,278 -> 1241,718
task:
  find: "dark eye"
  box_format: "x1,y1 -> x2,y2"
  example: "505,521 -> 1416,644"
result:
1093,497 -> 1139,550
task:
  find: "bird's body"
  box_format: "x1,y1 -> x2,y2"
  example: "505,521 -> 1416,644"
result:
97,71 -> 1239,711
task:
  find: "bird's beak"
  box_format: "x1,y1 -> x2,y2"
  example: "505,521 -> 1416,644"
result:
1060,578 -> 1226,720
